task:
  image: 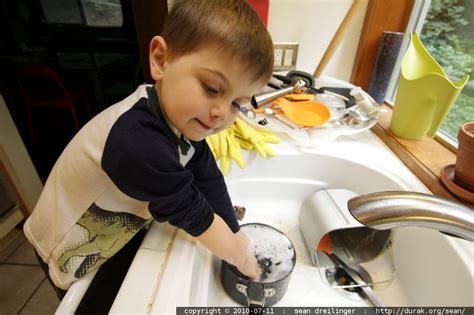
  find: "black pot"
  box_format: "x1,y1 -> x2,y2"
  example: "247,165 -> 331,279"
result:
220,223 -> 296,307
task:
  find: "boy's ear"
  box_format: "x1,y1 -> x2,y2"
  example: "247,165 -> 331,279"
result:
149,36 -> 168,81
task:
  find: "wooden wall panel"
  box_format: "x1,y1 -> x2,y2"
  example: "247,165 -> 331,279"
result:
350,0 -> 414,90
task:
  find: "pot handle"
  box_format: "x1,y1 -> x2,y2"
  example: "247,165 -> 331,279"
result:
236,283 -> 275,307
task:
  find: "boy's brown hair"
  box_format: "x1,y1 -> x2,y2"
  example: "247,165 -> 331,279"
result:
161,0 -> 274,85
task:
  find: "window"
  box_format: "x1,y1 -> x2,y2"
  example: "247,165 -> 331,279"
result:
41,0 -> 123,27
421,0 -> 474,142
82,0 -> 123,27
386,0 -> 473,145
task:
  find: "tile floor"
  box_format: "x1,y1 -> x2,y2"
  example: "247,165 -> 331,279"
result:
0,228 -> 60,315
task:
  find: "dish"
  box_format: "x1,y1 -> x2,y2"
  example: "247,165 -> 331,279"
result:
273,98 -> 331,127
440,164 -> 474,205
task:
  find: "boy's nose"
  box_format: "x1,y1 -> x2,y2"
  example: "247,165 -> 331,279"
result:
209,101 -> 229,121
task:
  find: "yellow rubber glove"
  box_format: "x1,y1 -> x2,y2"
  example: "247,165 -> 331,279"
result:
232,119 -> 278,158
206,118 -> 280,175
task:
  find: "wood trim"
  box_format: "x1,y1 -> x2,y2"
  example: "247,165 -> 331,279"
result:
350,0 -> 414,89
371,105 -> 473,207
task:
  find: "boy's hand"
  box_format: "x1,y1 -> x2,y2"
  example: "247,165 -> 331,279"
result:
235,252 -> 261,281
195,214 -> 262,281
235,230 -> 261,281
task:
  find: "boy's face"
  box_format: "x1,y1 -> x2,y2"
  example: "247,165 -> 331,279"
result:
150,37 -> 264,141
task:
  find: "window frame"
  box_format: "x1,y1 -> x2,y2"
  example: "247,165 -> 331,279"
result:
350,0 -> 415,91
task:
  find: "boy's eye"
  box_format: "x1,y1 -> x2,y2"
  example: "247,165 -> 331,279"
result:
203,84 -> 219,95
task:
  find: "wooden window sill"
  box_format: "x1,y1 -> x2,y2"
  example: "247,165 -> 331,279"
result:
371,104 -> 471,206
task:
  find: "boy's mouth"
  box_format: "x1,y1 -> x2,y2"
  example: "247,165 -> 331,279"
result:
196,119 -> 218,131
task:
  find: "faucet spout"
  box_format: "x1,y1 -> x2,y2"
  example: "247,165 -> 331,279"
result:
347,191 -> 474,242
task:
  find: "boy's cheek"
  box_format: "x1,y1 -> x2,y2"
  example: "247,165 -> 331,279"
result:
218,116 -> 238,133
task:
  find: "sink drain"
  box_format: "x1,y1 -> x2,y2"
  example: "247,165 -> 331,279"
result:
325,264 -> 373,301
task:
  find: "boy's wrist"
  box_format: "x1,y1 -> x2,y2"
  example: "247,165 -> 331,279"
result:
229,244 -> 250,268
235,254 -> 249,269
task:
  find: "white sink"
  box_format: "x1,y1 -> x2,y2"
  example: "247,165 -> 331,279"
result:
138,150 -> 473,314
95,133 -> 474,314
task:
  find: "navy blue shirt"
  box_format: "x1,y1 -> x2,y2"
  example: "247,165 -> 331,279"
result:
101,86 -> 239,236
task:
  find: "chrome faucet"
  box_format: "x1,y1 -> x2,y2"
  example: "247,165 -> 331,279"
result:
250,78 -> 307,109
347,191 -> 474,242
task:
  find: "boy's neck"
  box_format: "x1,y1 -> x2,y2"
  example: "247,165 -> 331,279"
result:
146,85 -> 191,155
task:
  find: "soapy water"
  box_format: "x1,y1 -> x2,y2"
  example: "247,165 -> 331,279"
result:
241,224 -> 295,283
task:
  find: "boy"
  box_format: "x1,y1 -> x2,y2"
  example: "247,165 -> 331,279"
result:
24,0 -> 274,303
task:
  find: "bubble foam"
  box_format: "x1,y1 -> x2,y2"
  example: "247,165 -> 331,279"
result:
241,224 -> 295,283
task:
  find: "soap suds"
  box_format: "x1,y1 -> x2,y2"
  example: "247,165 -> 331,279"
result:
242,224 -> 295,283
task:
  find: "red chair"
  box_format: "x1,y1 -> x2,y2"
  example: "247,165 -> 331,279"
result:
15,65 -> 91,143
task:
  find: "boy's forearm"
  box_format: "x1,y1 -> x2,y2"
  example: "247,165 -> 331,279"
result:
195,214 -> 248,268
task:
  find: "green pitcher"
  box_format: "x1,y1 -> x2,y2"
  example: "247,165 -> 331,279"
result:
390,32 -> 469,140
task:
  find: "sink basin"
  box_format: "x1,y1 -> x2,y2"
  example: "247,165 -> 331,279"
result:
138,151 -> 473,313
55,80 -> 472,314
